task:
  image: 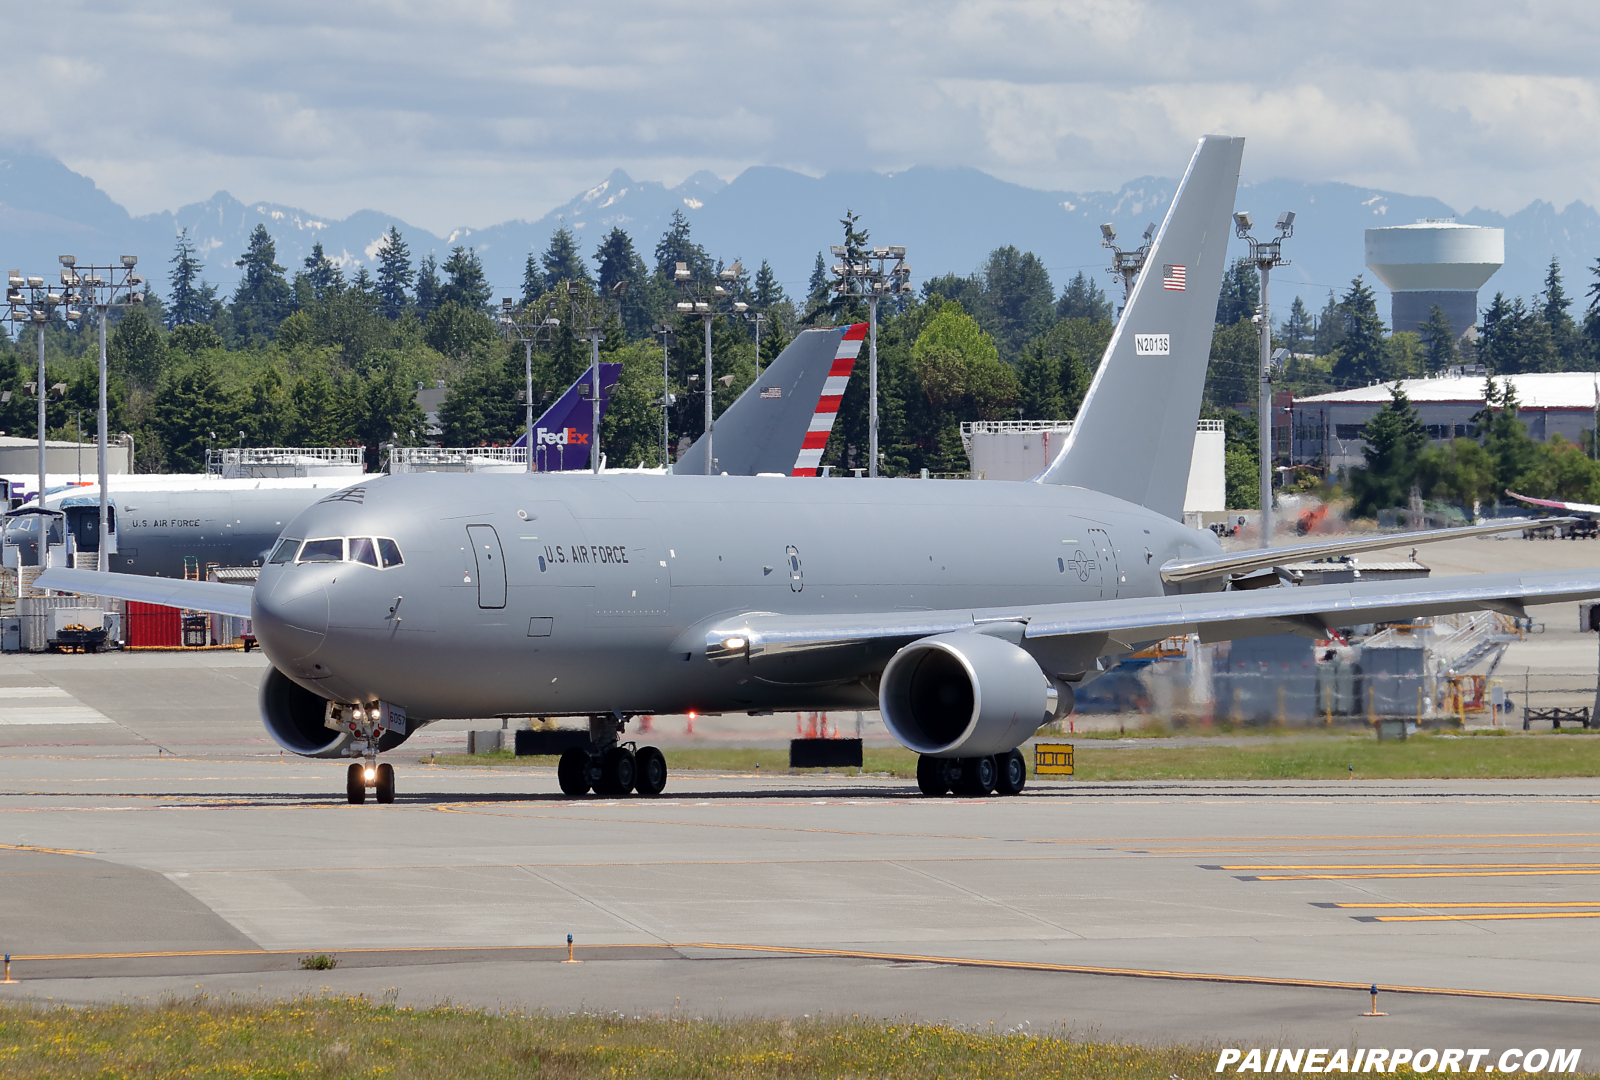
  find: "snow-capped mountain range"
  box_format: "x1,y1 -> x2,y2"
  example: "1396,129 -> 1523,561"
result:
1,151 -> 1595,326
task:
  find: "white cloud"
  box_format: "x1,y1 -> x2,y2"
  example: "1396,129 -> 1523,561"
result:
1,1 -> 1596,229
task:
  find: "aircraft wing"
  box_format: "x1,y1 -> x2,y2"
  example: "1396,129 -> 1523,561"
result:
706,568 -> 1600,663
1160,517 -> 1569,584
1507,489 -> 1600,516
34,567 -> 254,618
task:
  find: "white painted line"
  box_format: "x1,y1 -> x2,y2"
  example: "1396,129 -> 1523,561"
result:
0,707 -> 114,725
0,687 -> 72,699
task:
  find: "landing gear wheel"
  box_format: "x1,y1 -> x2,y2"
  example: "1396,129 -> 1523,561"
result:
593,747 -> 637,795
557,748 -> 592,796
375,762 -> 395,803
916,755 -> 949,797
996,749 -> 1027,795
957,755 -> 998,797
634,746 -> 668,797
346,763 -> 366,805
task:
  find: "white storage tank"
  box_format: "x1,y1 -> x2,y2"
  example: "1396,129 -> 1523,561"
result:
1364,221 -> 1503,339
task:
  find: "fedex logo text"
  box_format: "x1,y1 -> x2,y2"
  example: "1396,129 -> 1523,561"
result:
537,427 -> 590,446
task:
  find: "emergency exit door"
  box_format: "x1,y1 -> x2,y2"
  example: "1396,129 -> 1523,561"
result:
466,525 -> 506,608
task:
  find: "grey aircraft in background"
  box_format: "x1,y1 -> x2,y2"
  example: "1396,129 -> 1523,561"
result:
17,330 -> 858,580
43,135 -> 1600,806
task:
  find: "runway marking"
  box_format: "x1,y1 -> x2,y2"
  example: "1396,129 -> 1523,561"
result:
9,941 -> 1600,1007
1328,902 -> 1600,908
0,707 -> 116,726
1358,911 -> 1600,923
0,842 -> 96,855
0,687 -> 72,699
1245,869 -> 1600,880
1219,862 -> 1600,870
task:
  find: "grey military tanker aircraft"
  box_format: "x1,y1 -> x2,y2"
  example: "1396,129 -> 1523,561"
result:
41,134 -> 1600,806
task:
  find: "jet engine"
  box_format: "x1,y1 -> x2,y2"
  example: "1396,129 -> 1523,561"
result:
259,667 -> 417,758
879,632 -> 1064,757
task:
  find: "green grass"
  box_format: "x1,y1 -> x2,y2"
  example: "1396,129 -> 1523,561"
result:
0,995 -> 1221,1079
430,729 -> 1600,782
1071,730 -> 1600,780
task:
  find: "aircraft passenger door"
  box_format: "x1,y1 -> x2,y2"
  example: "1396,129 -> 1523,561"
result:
1087,528 -> 1120,599
466,525 -> 507,609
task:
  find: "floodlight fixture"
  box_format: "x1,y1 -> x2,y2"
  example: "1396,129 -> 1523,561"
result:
120,255 -> 137,268
674,261 -> 691,282
26,277 -> 42,287
676,302 -> 693,312
58,255 -> 75,267
830,246 -> 846,256
1233,210 -> 1254,236
1276,210 -> 1296,235
1100,223 -> 1116,243
733,301 -> 747,313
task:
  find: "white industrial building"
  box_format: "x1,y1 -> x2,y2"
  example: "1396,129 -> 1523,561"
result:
1292,371 -> 1599,474
1365,221 -> 1504,337
961,419 -> 1226,512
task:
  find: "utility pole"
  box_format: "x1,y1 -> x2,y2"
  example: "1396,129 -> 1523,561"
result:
1233,211 -> 1295,549
653,324 -> 675,469
674,260 -> 747,475
831,244 -> 911,477
498,296 -> 560,472
1101,222 -> 1156,318
563,282 -> 620,475
747,311 -> 766,377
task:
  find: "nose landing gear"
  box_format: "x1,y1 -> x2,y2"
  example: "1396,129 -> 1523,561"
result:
554,715 -> 669,798
331,701 -> 400,805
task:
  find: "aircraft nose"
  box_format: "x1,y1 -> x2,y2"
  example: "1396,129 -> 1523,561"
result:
252,568 -> 329,663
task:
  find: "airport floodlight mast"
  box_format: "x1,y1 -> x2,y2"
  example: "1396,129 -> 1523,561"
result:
1101,222 -> 1155,318
746,310 -> 767,377
652,323 -> 675,469
831,246 -> 912,477
498,296 -> 562,472
65,257 -> 145,569
674,260 -> 748,474
563,281 -> 621,475
1233,210 -> 1294,549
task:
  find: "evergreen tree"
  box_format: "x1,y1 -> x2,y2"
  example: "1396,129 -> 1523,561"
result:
805,251 -> 830,313
300,242 -> 344,302
1330,276 -> 1387,387
521,252 -> 541,307
231,225 -> 295,341
414,254 -> 441,318
438,246 -> 492,312
754,260 -> 786,307
594,227 -> 653,339
1281,296 -> 1313,355
350,266 -> 375,295
166,228 -> 213,329
1056,271 -> 1111,322
1215,258 -> 1260,326
1348,385 -> 1428,516
1541,256 -> 1580,368
541,226 -> 591,290
1420,304 -> 1459,372
1312,289 -> 1343,356
108,306 -> 167,388
374,226 -> 413,320
151,355 -> 245,470
980,246 -> 1054,361
653,209 -> 708,280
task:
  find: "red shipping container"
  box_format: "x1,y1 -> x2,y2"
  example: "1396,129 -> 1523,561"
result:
127,601 -> 181,648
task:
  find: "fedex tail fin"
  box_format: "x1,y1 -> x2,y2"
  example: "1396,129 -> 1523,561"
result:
673,324 -> 866,476
513,362 -> 622,471
1037,135 -> 1244,518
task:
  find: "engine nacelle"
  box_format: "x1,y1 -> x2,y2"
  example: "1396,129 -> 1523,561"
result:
880,632 -> 1061,757
260,666 -> 350,758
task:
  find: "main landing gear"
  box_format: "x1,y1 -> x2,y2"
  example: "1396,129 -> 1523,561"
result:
555,715 -> 668,798
916,749 -> 1027,797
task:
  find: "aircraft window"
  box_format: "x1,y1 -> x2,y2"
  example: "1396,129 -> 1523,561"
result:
268,538 -> 301,564
350,537 -> 379,567
298,537 -> 345,563
377,538 -> 403,568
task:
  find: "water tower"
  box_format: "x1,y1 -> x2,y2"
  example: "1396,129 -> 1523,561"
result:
1364,221 -> 1504,338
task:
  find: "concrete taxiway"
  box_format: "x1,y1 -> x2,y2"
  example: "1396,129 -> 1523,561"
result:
2,532 -> 1599,1049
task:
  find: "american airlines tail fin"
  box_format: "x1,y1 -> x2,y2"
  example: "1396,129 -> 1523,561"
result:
1037,135 -> 1244,518
512,362 -> 622,471
673,324 -> 867,476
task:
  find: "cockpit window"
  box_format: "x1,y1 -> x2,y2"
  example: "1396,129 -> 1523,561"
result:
350,537 -> 379,567
378,538 -> 403,568
268,538 -> 301,564
298,537 -> 344,563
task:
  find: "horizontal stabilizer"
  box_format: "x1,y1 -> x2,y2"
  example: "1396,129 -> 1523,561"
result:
35,567 -> 254,618
1160,518 -> 1571,585
1507,489 -> 1600,517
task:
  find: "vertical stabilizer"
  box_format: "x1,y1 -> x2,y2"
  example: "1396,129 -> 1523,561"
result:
1037,135 -> 1244,518
673,324 -> 866,476
512,362 -> 622,471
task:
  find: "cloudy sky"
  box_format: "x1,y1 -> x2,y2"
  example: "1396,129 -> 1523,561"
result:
7,1 -> 1597,231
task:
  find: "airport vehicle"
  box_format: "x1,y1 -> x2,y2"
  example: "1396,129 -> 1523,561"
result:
43,135 -> 1600,806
